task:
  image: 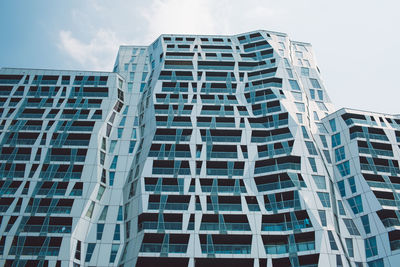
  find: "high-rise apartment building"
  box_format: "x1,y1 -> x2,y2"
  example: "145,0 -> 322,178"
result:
0,30 -> 399,267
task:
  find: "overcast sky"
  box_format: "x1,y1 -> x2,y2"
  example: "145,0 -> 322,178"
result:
0,0 -> 399,114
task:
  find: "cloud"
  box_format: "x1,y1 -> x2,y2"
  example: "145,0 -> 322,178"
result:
57,0 -> 285,72
140,0 -> 218,42
139,0 -> 285,42
58,29 -> 122,71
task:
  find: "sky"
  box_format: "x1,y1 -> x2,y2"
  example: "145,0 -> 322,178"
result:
0,0 -> 399,114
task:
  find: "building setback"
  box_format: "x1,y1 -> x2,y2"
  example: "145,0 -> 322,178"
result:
0,30 -> 399,267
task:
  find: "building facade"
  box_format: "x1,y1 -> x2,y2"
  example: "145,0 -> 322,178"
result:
0,30 -> 399,267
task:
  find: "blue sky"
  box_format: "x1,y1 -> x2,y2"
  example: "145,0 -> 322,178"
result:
1,0 -> 399,114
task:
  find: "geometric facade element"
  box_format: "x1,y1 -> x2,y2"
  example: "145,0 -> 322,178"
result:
0,30 -> 399,267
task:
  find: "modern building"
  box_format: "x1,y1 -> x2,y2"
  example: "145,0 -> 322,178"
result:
0,30 -> 399,267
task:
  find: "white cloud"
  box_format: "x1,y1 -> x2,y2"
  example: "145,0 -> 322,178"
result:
54,0 -> 400,113
140,0 -> 218,42
58,29 -> 121,71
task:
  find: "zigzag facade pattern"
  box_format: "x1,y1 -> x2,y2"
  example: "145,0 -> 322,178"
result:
0,30 -> 400,267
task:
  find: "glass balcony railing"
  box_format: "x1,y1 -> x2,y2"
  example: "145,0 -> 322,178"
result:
377,198 -> 398,207
359,147 -> 393,157
390,240 -> 400,251
9,246 -> 60,256
200,222 -> 251,231
201,244 -> 251,254
381,218 -> 400,228
140,243 -> 188,253
148,202 -> 189,210
201,185 -> 246,193
264,244 -> 288,254
296,241 -> 315,252
138,222 -> 182,231
22,225 -> 71,233
350,132 -> 389,141
261,219 -> 312,231
201,136 -> 241,143
207,203 -> 242,211
254,163 -> 300,174
265,199 -> 301,211
256,180 -> 295,192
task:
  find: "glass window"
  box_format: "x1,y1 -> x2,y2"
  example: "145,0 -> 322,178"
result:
119,117 -> 126,127
75,240 -> 81,260
323,150 -> 332,164
313,111 -> 319,121
297,58 -> 302,65
337,255 -> 343,267
292,91 -> 302,101
343,218 -> 360,235
99,206 -> 108,220
110,244 -> 119,263
305,141 -> 318,155
301,67 -> 309,76
100,151 -> 105,165
301,126 -> 310,139
329,119 -> 336,132
317,123 -> 328,134
117,206 -> 123,221
310,89 -> 315,99
318,192 -> 331,207
109,172 -> 115,186
308,157 -> 318,172
348,176 -> 356,193
110,156 -> 118,169
318,210 -> 327,226
316,101 -> 328,111
338,180 -> 346,197
289,79 -> 301,91
85,243 -> 96,262
291,91 -> 303,101
365,236 -> 378,258
338,200 -> 346,215
346,238 -> 354,257
284,58 -> 290,67
102,137 -> 106,150
347,195 -> 363,214
361,215 -> 371,234
310,78 -> 321,88
296,51 -> 303,58
335,146 -> 346,162
320,135 -> 328,148
129,141 -> 136,153
86,201 -> 95,218
337,161 -> 350,177
96,185 -> 105,201
297,113 -> 303,124
312,175 -> 326,189
367,259 -> 384,267
117,128 -> 123,138
131,129 -> 137,139
286,68 -> 293,78
295,102 -> 305,112
113,224 -> 120,240
109,140 -> 117,153
317,90 -> 324,100
97,224 -> 105,240
328,230 -> 338,250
